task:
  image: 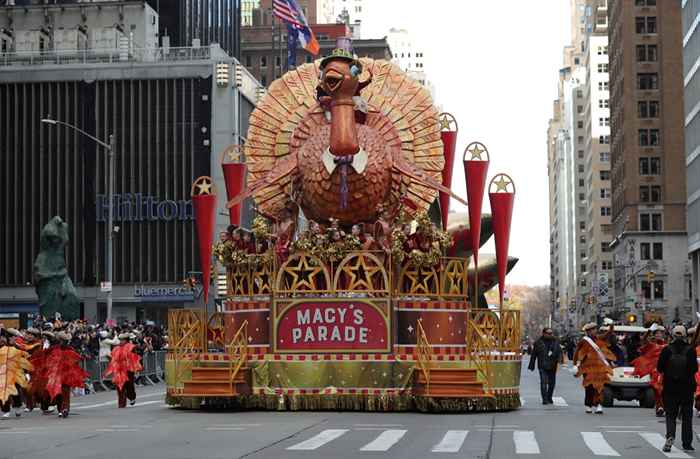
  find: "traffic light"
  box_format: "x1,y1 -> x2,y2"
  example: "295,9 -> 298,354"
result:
627,314 -> 637,324
646,271 -> 656,282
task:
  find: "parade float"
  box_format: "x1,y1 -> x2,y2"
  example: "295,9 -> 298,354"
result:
166,39 -> 521,412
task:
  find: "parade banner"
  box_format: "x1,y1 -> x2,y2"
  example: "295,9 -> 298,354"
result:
191,176 -> 217,303
274,300 -> 390,352
488,174 -> 515,308
439,113 -> 458,230
221,145 -> 247,226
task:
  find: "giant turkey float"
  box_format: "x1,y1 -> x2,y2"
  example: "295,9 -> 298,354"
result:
166,39 -> 521,412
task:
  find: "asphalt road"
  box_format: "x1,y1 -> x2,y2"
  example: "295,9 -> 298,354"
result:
1,365 -> 697,459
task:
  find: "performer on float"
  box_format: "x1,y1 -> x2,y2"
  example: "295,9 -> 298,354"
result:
573,322 -> 616,414
105,333 -> 143,408
0,329 -> 32,418
631,323 -> 667,417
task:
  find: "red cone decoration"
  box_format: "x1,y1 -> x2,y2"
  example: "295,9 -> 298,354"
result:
439,113 -> 458,230
221,145 -> 247,226
488,174 -> 515,308
463,142 -> 490,280
191,176 -> 217,303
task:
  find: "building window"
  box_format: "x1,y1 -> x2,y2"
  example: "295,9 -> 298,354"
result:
577,105 -> 584,114
260,56 -> 267,68
275,55 -> 281,67
646,17 -> 657,33
577,89 -> 583,98
601,206 -> 611,216
651,185 -> 661,202
640,212 -> 662,231
260,75 -> 267,86
578,164 -> 585,173
600,152 -> 610,162
578,150 -> 584,159
580,221 -> 586,230
637,73 -> 659,90
636,0 -> 657,5
597,63 -> 609,73
638,129 -> 660,146
638,100 -> 660,118
600,170 -> 611,180
602,261 -> 613,270
599,99 -> 609,108
597,46 -> 608,55
599,117 -> 610,126
641,280 -> 663,299
640,185 -> 650,202
578,135 -> 584,144
581,264 -> 587,272
579,178 -> 585,187
635,16 -> 656,34
599,135 -> 610,144
581,251 -> 587,260
653,242 -> 663,260
639,157 -> 661,175
640,242 -> 651,260
578,120 -> 584,129
245,55 -> 251,67
601,242 -> 611,252
600,188 -> 611,198
598,81 -> 609,91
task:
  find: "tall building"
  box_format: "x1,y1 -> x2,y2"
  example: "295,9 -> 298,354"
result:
317,0 -> 367,38
548,0 -> 612,331
386,27 -> 434,99
0,1 -> 261,325
579,1 -> 613,324
683,1 -> 700,315
608,0 -> 691,323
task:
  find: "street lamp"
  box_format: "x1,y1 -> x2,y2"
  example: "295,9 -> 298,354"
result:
41,117 -> 116,322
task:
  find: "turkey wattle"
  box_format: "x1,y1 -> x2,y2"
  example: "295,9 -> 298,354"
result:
228,54 -> 467,226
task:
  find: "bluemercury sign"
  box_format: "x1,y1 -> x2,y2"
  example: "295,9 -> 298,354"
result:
274,300 -> 390,352
134,285 -> 199,302
96,193 -> 193,222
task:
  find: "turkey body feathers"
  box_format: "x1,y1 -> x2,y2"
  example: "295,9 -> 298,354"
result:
0,347 -> 33,404
105,343 -> 143,390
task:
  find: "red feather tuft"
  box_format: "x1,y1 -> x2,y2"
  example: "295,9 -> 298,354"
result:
44,347 -> 88,400
105,343 -> 143,391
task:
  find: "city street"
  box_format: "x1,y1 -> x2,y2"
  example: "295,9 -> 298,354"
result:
1,366 -> 697,459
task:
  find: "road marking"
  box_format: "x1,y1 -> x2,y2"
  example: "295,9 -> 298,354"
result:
360,429 -> 407,451
75,399 -> 162,410
520,397 -> 526,406
0,431 -> 32,434
431,430 -> 468,453
96,428 -> 139,432
513,430 -> 540,455
204,427 -> 247,431
474,424 -> 520,428
353,424 -> 405,427
598,426 -> 646,429
581,432 -> 620,456
286,429 -> 348,450
552,396 -> 568,407
208,424 -> 261,428
639,432 -> 691,458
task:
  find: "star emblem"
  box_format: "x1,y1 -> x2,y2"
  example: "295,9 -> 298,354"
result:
439,115 -> 452,131
493,175 -> 511,192
194,177 -> 213,195
284,255 -> 323,291
225,145 -> 242,162
467,143 -> 486,160
407,325 -> 414,333
341,255 -> 381,291
404,266 -> 438,295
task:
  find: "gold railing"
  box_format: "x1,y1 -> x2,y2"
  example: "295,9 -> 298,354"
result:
227,320 -> 249,391
169,309 -> 206,385
416,319 -> 432,394
226,255 -> 274,297
466,317 -> 494,395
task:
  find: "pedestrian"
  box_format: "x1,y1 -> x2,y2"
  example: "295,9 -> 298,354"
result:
573,322 -> 616,414
565,337 -> 576,363
528,327 -> 562,404
657,325 -> 698,452
105,333 -> 142,408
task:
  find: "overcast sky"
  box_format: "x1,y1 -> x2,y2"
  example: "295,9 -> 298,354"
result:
357,0 -> 572,286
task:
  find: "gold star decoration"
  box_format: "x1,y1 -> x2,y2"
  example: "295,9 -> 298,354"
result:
284,255 -> 324,291
493,175 -> 511,192
467,143 -> 486,160
443,261 -> 466,295
341,255 -> 381,291
193,177 -> 214,195
439,115 -> 452,131
225,145 -> 242,162
404,266 -> 439,295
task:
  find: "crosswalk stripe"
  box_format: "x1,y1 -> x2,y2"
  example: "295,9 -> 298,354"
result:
513,430 -> 540,455
431,430 -> 469,453
552,396 -> 568,407
581,432 -> 620,456
360,429 -> 407,451
520,397 -> 526,406
639,432 -> 691,458
286,429 -> 348,450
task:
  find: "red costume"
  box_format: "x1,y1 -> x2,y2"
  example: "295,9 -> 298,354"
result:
105,342 -> 143,408
631,340 -> 665,412
30,345 -> 88,417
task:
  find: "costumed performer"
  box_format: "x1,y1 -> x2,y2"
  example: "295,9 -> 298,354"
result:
631,323 -> 667,417
105,333 -> 143,408
40,331 -> 88,418
573,322 -> 616,414
0,329 -> 32,418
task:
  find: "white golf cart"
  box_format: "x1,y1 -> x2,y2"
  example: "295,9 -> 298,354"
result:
601,325 -> 655,408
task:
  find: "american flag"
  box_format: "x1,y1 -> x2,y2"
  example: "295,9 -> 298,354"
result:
272,0 -> 303,28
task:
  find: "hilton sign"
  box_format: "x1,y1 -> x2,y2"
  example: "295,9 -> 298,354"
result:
96,193 -> 193,222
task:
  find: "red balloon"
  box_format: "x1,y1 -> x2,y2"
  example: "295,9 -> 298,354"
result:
439,130 -> 457,230
489,191 -> 515,307
222,163 -> 247,226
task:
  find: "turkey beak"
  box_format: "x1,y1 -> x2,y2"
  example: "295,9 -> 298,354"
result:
324,69 -> 344,94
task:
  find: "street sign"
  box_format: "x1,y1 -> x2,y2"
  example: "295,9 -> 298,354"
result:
100,281 -> 112,293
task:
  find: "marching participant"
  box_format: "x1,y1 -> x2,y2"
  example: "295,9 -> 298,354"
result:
573,322 -> 616,414
19,328 -> 42,412
105,332 -> 143,408
631,323 -> 667,417
0,329 -> 32,419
